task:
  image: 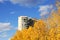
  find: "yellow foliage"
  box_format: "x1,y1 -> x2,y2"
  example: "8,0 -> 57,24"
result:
11,1 -> 60,40
11,15 -> 60,40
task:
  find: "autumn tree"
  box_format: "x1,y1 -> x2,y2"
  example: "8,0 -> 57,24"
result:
10,0 -> 60,40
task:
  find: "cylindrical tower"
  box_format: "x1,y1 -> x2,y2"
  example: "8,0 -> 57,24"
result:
18,16 -> 28,31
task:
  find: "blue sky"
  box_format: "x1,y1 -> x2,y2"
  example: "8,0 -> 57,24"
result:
0,0 -> 56,40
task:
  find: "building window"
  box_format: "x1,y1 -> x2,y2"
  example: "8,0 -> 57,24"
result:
24,19 -> 27,22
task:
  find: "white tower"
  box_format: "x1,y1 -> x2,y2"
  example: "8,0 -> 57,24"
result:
18,16 -> 28,31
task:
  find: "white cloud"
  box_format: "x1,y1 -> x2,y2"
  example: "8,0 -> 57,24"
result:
0,23 -> 11,32
0,0 -> 4,3
0,32 -> 7,38
0,22 -> 17,38
10,11 -> 15,14
39,5 -> 53,16
0,0 -> 48,6
0,22 -> 17,32
0,0 -> 8,3
10,0 -> 47,6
